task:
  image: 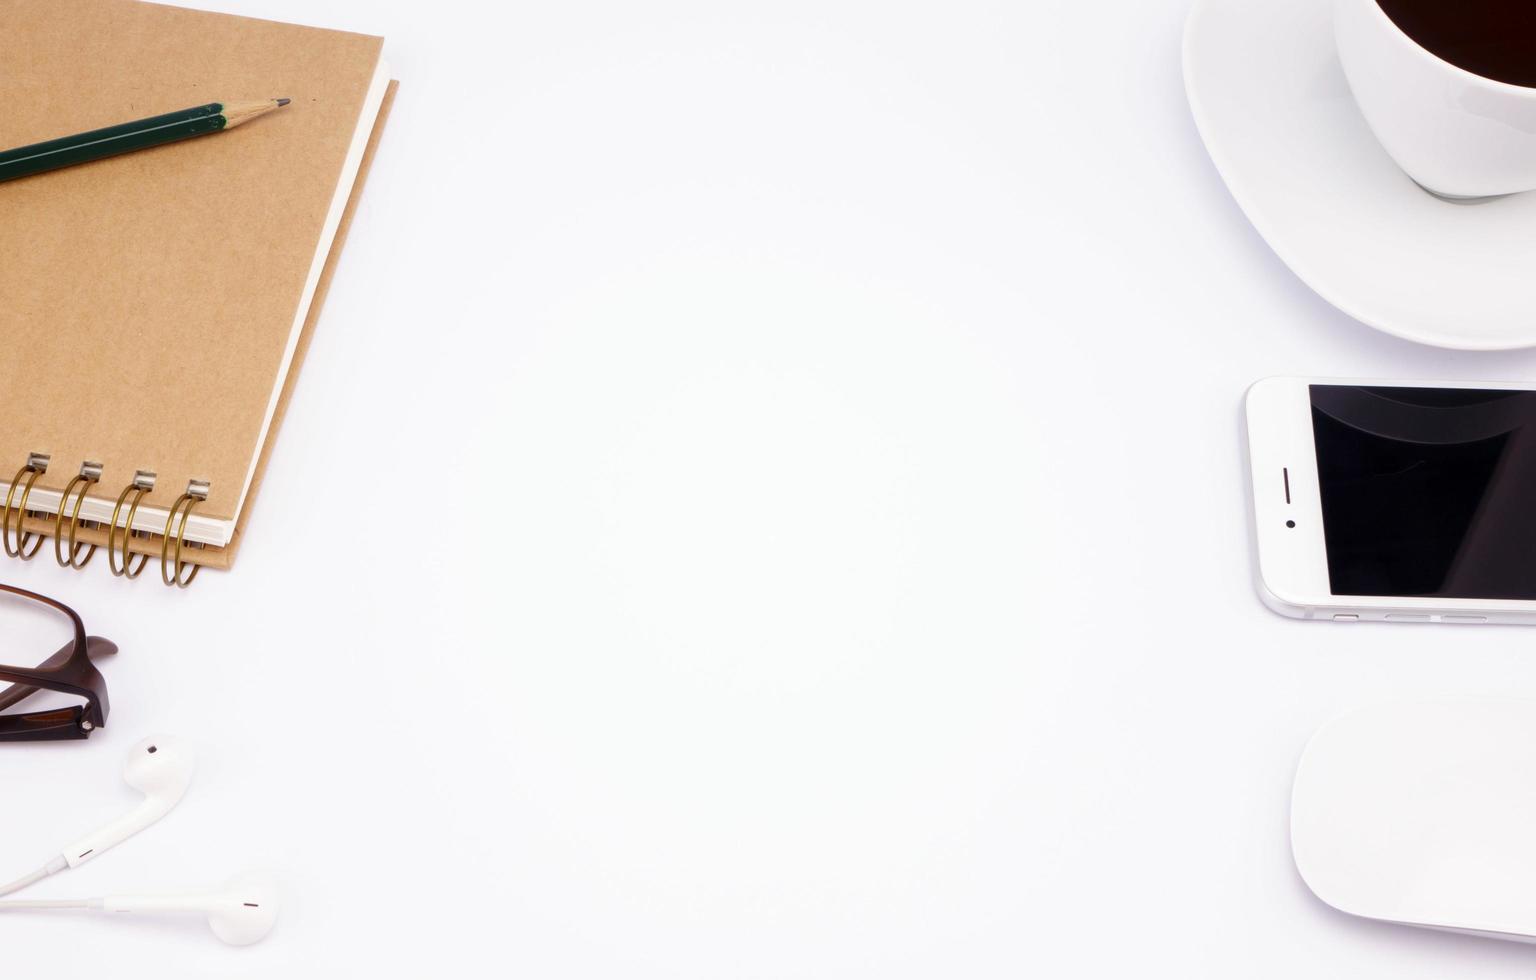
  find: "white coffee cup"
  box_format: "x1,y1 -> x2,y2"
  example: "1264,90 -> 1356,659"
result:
1335,0 -> 1536,199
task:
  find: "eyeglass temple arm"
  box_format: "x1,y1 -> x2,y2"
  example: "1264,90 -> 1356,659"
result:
0,637 -> 117,713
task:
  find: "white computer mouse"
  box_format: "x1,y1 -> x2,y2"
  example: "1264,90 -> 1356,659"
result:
1292,698 -> 1536,943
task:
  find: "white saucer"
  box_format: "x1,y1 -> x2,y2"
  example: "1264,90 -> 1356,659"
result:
1184,0 -> 1536,350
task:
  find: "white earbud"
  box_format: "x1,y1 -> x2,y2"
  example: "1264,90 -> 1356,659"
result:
102,873 -> 280,945
60,734 -> 195,868
0,733 -> 280,948
0,873 -> 280,946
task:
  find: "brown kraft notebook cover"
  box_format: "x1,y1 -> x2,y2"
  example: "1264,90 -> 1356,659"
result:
0,0 -> 394,571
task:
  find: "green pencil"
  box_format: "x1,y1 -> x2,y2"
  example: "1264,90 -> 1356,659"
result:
0,99 -> 290,184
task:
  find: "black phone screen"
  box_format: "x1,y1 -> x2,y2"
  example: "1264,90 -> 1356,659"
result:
1311,385 -> 1536,599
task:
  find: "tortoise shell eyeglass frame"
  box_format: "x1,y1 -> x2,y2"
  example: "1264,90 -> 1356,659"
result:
0,584 -> 114,741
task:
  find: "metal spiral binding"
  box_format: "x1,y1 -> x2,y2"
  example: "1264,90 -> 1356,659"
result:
161,480 -> 210,588
108,471 -> 157,579
55,461 -> 103,569
2,453 -> 51,560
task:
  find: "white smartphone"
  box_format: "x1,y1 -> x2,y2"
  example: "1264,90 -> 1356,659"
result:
1246,377 -> 1536,625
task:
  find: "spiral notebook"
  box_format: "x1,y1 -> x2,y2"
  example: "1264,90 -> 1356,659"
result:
0,0 -> 395,583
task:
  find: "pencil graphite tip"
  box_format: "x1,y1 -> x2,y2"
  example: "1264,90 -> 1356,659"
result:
220,98 -> 292,129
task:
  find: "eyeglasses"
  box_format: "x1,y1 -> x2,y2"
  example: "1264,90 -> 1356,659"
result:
0,584 -> 113,741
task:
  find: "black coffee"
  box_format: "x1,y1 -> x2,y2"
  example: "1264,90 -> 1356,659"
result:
1376,0 -> 1536,88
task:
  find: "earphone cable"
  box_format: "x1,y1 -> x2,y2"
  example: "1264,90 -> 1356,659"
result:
0,868 -> 49,898
0,856 -> 68,897
0,898 -> 93,910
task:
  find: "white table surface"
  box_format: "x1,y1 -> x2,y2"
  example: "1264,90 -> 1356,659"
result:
9,0 -> 1536,975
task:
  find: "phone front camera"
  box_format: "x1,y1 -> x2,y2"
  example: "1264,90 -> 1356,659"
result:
1286,520 -> 1297,529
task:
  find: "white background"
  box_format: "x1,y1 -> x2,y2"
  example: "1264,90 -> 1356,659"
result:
7,0 -> 1536,975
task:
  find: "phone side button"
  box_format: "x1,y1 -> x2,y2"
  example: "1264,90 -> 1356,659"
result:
1332,614 -> 1360,622
1385,614 -> 1431,623
1442,615 -> 1489,624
